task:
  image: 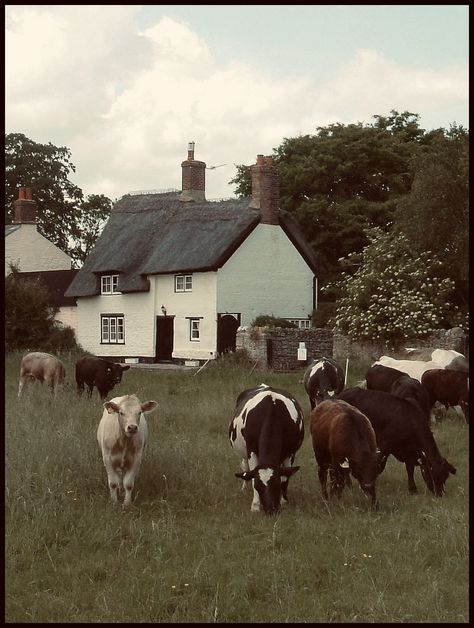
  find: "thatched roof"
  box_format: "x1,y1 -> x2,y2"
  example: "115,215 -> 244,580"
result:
65,192 -> 317,297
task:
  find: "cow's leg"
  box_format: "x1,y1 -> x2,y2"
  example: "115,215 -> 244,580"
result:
280,455 -> 292,505
239,458 -> 250,491
122,466 -> 139,507
18,371 -> 27,397
77,380 -> 84,396
103,459 -> 121,504
405,462 -> 418,494
329,463 -> 344,499
87,383 -> 94,398
248,451 -> 260,512
318,464 -> 329,500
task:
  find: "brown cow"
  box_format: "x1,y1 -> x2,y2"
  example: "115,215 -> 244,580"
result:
18,351 -> 65,397
310,399 -> 379,507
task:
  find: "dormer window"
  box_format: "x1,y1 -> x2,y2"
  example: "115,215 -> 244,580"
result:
175,274 -> 193,292
101,274 -> 120,294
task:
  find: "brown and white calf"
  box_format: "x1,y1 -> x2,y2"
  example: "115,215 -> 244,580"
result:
96,394 -> 158,506
310,399 -> 379,507
18,351 -> 65,397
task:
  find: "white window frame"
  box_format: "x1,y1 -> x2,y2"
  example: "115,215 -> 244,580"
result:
189,318 -> 200,341
287,319 -> 312,329
101,314 -> 125,344
101,274 -> 120,295
175,274 -> 193,292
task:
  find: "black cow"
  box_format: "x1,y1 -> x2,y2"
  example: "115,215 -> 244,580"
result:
303,357 -> 345,410
75,356 -> 130,399
338,387 -> 456,496
421,368 -> 469,423
366,364 -> 432,419
229,383 -> 304,515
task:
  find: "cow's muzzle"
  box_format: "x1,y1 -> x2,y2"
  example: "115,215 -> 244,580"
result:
126,425 -> 138,434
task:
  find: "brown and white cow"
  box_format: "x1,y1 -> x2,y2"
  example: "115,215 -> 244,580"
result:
18,351 -> 65,397
97,394 -> 158,506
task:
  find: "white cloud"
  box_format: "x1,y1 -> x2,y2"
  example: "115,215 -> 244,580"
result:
5,8 -> 469,202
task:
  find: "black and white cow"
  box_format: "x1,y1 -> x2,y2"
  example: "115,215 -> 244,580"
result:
229,383 -> 304,515
303,357 -> 345,409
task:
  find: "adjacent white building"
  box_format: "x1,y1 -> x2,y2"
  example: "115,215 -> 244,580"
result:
66,145 -> 318,363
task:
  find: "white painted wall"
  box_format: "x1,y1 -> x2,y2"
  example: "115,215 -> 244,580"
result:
153,272 -> 218,360
75,283 -> 156,357
55,306 -> 78,331
5,224 -> 72,275
217,224 -> 315,326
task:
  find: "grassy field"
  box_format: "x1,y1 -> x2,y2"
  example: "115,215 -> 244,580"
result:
5,351 -> 469,623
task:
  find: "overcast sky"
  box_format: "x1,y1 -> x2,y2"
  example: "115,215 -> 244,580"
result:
5,4 -> 469,202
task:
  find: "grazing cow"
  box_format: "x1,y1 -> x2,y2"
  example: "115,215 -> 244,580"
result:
303,357 -> 345,409
76,355 -> 130,399
421,368 -> 469,423
373,356 -> 449,383
229,383 -> 304,515
366,364 -> 432,419
338,388 -> 456,496
97,394 -> 158,506
18,351 -> 65,397
310,399 -> 378,507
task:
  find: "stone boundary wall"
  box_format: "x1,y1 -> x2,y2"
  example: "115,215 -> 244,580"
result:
236,326 -> 468,370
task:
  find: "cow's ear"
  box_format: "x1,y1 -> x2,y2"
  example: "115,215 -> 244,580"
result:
121,365 -> 131,371
104,401 -> 120,414
141,400 -> 158,414
279,466 -> 300,478
235,470 -> 255,481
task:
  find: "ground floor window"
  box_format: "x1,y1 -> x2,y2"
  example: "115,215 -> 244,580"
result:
287,318 -> 312,329
101,314 -> 125,343
188,317 -> 202,341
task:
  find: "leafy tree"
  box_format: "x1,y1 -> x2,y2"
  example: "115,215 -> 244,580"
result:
325,228 -> 463,345
230,111 -> 426,286
394,124 -> 469,310
5,264 -> 80,352
5,133 -> 112,266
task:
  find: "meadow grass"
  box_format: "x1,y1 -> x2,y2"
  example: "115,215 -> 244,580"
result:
5,351 -> 469,622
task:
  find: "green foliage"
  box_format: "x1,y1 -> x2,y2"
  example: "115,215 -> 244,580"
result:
312,301 -> 336,328
394,124 -> 469,311
5,132 -> 112,266
326,228 -> 458,344
251,314 -> 297,328
5,354 -> 468,622
230,110 -> 426,286
5,265 -> 81,352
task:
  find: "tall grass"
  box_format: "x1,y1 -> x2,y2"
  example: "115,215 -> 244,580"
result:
5,352 -> 469,622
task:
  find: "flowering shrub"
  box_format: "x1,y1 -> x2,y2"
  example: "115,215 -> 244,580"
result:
325,229 -> 457,344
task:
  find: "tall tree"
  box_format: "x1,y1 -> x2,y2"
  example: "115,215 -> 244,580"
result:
5,133 -> 112,266
394,124 -> 469,310
230,111 -> 426,286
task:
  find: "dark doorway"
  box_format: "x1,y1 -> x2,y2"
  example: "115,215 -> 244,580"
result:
217,314 -> 240,355
156,316 -> 174,361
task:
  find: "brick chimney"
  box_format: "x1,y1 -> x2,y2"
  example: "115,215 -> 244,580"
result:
13,187 -> 37,223
180,141 -> 206,202
249,155 -> 280,224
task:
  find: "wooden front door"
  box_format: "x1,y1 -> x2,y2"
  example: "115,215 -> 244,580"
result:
156,316 -> 174,361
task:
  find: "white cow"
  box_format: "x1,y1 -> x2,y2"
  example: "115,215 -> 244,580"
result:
18,351 -> 65,397
373,356 -> 445,383
97,394 -> 158,506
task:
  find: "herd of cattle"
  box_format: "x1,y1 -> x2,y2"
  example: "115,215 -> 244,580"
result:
16,348 -> 468,515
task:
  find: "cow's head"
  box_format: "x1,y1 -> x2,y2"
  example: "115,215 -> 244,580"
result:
107,363 -> 131,385
104,395 -> 157,437
428,457 -> 457,496
235,465 -> 300,516
349,453 -> 379,507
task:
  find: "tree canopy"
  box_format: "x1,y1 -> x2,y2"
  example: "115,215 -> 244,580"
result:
230,111 -> 469,333
5,133 -> 112,266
